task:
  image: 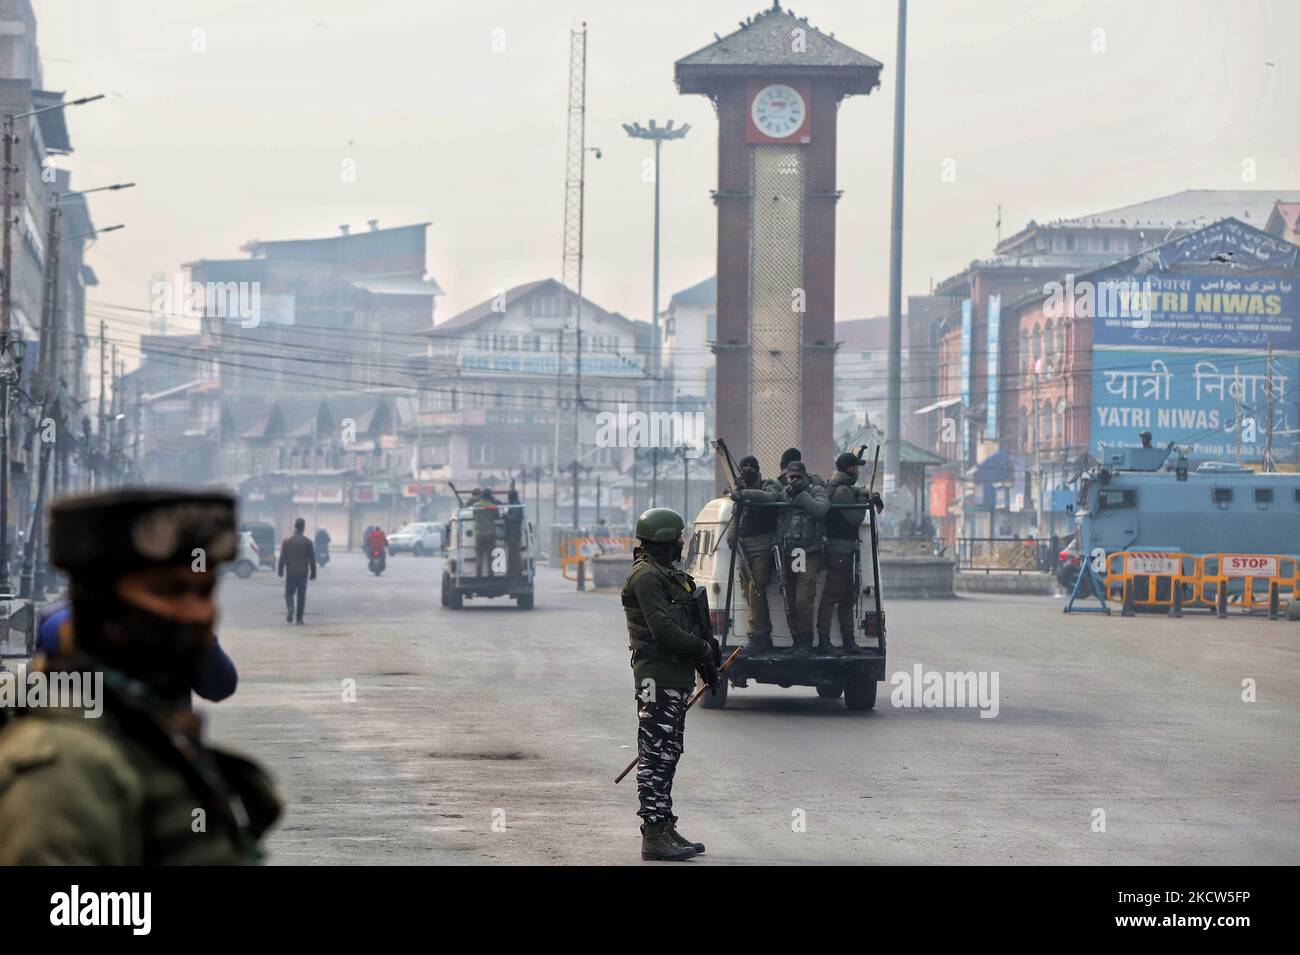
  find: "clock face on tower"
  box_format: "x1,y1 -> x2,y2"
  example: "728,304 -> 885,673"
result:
748,83 -> 810,143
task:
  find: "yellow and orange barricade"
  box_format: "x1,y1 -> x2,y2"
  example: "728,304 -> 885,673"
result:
1104,552 -> 1199,615
1101,550 -> 1299,618
560,533 -> 634,582
1196,554 -> 1299,616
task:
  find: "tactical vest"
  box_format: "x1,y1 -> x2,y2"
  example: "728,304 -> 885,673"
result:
825,482 -> 862,541
621,558 -> 694,654
782,504 -> 820,551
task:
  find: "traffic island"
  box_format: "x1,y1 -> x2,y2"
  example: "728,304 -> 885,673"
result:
879,556 -> 957,598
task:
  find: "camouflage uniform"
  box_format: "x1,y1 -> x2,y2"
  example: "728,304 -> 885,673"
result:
0,660 -> 279,864
635,687 -> 688,825
472,497 -> 499,576
776,463 -> 831,653
622,550 -> 712,825
729,474 -> 782,648
818,469 -> 868,650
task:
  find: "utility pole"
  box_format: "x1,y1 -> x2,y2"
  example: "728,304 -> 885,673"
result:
651,446 -> 659,509
681,446 -> 691,528
571,460 -> 580,531
97,319 -> 106,489
1264,344 -> 1275,472
884,0 -> 908,504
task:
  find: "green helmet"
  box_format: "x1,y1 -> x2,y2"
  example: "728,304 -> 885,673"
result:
635,507 -> 685,543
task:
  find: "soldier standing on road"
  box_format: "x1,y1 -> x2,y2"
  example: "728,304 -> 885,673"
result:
0,489 -> 282,863
278,517 -> 316,624
622,507 -> 720,862
817,452 -> 882,654
776,460 -> 831,655
728,455 -> 782,655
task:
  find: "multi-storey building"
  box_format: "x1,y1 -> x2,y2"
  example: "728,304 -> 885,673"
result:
414,278 -> 653,533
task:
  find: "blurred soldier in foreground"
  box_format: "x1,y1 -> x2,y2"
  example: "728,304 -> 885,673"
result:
0,489 -> 281,864
777,460 -> 830,655
728,455 -> 782,655
622,507 -> 720,861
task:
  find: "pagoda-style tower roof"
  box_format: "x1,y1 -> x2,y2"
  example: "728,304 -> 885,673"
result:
675,2 -> 882,94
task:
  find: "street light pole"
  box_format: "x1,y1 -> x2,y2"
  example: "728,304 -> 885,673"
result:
622,120 -> 690,385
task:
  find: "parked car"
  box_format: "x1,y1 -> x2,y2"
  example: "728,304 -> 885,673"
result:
388,522 -> 443,557
229,531 -> 261,579
239,521 -> 277,568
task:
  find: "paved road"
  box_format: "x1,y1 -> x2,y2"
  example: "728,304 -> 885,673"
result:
206,551 -> 1300,865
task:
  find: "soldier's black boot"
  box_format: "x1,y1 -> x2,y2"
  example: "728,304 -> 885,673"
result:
791,633 -> 813,657
641,821 -> 698,861
815,633 -> 834,655
744,632 -> 772,656
668,817 -> 705,854
841,633 -> 865,654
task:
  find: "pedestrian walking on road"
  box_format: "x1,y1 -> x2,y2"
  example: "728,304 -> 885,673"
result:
278,517 -> 316,624
622,507 -> 720,862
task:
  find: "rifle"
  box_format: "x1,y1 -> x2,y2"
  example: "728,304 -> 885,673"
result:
614,647 -> 743,784
849,445 -> 869,634
712,439 -> 742,640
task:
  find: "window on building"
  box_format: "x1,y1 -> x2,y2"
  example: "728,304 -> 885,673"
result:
1255,488 -> 1273,504
471,442 -> 493,466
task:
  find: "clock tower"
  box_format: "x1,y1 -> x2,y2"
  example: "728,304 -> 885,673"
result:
675,3 -> 881,483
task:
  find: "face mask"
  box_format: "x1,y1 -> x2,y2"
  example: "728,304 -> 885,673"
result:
76,591 -> 211,702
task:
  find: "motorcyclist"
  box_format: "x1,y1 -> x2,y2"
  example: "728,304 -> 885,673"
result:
365,526 -> 388,572
314,527 -> 331,565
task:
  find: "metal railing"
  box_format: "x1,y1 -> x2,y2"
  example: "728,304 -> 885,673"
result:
955,537 -> 1054,574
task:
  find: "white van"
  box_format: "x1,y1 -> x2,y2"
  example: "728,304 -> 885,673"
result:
684,495 -> 887,709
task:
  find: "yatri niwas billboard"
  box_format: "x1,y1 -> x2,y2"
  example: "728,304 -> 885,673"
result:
1091,349 -> 1299,459
1093,274 -> 1299,350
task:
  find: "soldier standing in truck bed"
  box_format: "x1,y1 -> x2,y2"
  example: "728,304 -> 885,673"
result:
728,455 -> 782,655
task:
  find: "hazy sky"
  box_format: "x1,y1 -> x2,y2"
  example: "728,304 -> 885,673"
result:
36,0 -> 1300,366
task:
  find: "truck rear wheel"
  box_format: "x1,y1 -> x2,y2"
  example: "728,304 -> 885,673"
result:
844,672 -> 877,711
515,592 -> 534,610
699,676 -> 728,709
442,572 -> 462,609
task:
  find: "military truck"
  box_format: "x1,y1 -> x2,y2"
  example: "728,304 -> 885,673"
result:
439,488 -> 535,610
685,494 -> 887,710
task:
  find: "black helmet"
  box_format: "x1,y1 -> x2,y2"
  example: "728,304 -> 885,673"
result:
634,507 -> 685,543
